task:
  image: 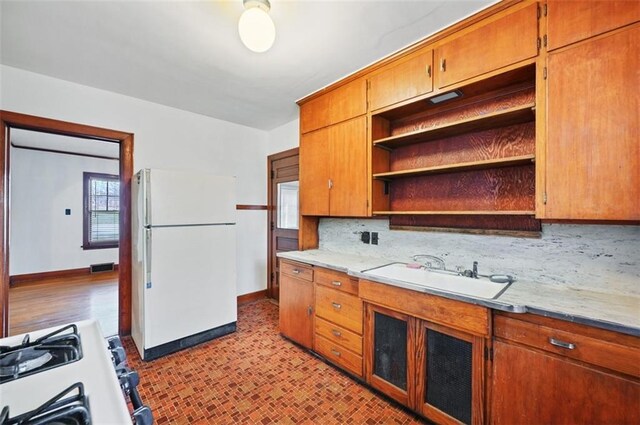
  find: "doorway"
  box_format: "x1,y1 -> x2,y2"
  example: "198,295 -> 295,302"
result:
267,148 -> 299,301
0,111 -> 134,337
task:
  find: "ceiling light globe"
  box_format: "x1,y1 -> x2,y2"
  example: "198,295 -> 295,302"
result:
238,7 -> 276,53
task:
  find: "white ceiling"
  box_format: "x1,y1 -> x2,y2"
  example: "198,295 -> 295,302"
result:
10,128 -> 120,158
0,0 -> 495,130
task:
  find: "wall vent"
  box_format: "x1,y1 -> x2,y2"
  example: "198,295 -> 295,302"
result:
90,262 -> 116,273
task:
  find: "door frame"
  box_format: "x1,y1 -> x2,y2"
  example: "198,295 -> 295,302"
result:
266,147 -> 299,299
0,110 -> 134,337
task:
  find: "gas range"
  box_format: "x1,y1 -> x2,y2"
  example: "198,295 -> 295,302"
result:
0,320 -> 152,424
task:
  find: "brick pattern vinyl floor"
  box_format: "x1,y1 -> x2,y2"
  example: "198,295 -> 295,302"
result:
123,299 -> 426,424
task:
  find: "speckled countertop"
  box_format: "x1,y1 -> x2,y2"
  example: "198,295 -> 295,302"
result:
278,249 -> 640,337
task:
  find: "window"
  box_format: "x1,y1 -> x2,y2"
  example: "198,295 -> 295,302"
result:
83,172 -> 119,249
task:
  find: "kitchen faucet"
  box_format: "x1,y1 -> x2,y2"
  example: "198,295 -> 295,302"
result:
412,254 -> 446,270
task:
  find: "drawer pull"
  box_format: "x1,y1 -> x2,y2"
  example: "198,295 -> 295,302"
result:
549,338 -> 576,350
440,58 -> 446,72
307,306 -> 313,316
331,349 -> 341,357
292,269 -> 301,274
426,64 -> 431,77
331,280 -> 342,287
331,329 -> 342,337
331,302 -> 342,310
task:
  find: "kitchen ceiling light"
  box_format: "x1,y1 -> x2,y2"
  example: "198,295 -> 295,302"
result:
238,0 -> 276,53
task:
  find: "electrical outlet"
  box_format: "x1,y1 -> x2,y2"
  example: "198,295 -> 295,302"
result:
371,232 -> 379,245
65,209 -> 71,216
361,231 -> 370,244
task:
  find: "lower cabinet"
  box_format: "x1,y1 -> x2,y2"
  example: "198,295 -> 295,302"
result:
491,313 -> 640,424
278,260 -> 314,349
364,303 -> 486,425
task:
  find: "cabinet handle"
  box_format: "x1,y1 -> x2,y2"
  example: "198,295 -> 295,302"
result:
331,280 -> 342,287
426,64 -> 431,78
328,179 -> 333,189
331,302 -> 342,310
549,337 -> 576,350
440,58 -> 446,72
331,329 -> 342,337
292,269 -> 300,274
331,349 -> 341,357
307,306 -> 313,316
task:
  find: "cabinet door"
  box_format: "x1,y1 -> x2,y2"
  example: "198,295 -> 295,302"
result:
369,49 -> 433,111
328,78 -> 367,125
545,26 -> 640,220
436,3 -> 538,88
299,126 -> 330,216
279,272 -> 314,349
491,340 -> 640,425
364,303 -> 415,406
416,322 -> 484,425
547,0 -> 640,51
329,116 -> 368,217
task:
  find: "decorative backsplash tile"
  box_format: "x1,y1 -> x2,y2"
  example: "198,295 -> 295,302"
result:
318,219 -> 640,296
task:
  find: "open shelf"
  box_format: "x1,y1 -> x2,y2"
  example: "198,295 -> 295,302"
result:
373,154 -> 535,180
373,210 -> 536,216
373,103 -> 535,149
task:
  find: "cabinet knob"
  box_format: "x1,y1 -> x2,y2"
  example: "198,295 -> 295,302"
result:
328,179 -> 333,189
549,337 -> 576,350
331,302 -> 342,310
331,280 -> 342,287
440,58 -> 446,72
292,269 -> 300,274
331,329 -> 342,337
426,64 -> 431,78
331,349 -> 341,357
307,306 -> 313,316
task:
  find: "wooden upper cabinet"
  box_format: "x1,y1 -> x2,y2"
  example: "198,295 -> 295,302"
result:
329,116 -> 368,217
435,3 -> 538,88
300,116 -> 368,217
544,25 -> 639,220
300,126 -> 330,216
299,78 -> 367,134
547,0 -> 640,51
369,48 -> 434,111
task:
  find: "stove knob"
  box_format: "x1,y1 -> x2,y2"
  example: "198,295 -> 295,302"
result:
132,405 -> 153,425
111,346 -> 127,366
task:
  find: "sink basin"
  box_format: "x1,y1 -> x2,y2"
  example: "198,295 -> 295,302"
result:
362,263 -> 512,299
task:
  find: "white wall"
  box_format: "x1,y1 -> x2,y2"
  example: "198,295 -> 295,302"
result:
1,65 -> 268,296
10,147 -> 119,275
267,118 -> 299,155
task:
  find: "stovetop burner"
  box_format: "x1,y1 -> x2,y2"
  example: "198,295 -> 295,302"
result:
0,324 -> 83,384
0,382 -> 91,425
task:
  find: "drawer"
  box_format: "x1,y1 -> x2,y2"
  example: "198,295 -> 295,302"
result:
315,268 -> 358,295
315,285 -> 363,334
280,260 -> 313,282
494,315 -> 640,378
315,334 -> 363,377
315,317 -> 362,355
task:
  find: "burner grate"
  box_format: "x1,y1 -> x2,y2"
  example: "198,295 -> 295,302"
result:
0,382 -> 91,425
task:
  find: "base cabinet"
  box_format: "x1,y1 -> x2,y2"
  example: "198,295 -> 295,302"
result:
364,303 -> 485,424
278,261 -> 314,349
491,340 -> 640,424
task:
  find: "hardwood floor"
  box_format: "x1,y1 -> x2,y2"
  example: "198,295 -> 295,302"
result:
8,271 -> 118,336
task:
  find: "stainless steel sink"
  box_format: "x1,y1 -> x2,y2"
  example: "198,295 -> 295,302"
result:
362,262 -> 513,299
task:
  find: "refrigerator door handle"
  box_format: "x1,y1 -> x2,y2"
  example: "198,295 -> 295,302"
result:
145,228 -> 152,288
144,169 -> 151,227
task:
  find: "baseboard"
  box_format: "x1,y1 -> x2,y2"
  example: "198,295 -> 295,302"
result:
142,322 -> 237,361
10,265 -> 119,287
237,289 -> 268,305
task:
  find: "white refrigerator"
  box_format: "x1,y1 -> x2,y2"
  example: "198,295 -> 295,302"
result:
131,169 -> 237,360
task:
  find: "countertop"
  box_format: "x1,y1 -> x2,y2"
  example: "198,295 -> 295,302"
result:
278,249 -> 640,337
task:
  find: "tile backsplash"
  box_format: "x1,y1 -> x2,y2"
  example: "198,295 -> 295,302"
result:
318,219 -> 640,296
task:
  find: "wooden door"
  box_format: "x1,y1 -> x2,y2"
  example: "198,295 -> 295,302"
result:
415,321 -> 485,425
327,78 -> 367,125
329,116 -> 368,217
545,25 -> 640,220
300,93 -> 330,134
279,270 -> 314,349
364,303 -> 416,407
300,126 -> 330,216
547,0 -> 640,51
491,340 -> 640,424
435,3 -> 538,88
369,48 -> 434,111
268,148 -> 299,301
